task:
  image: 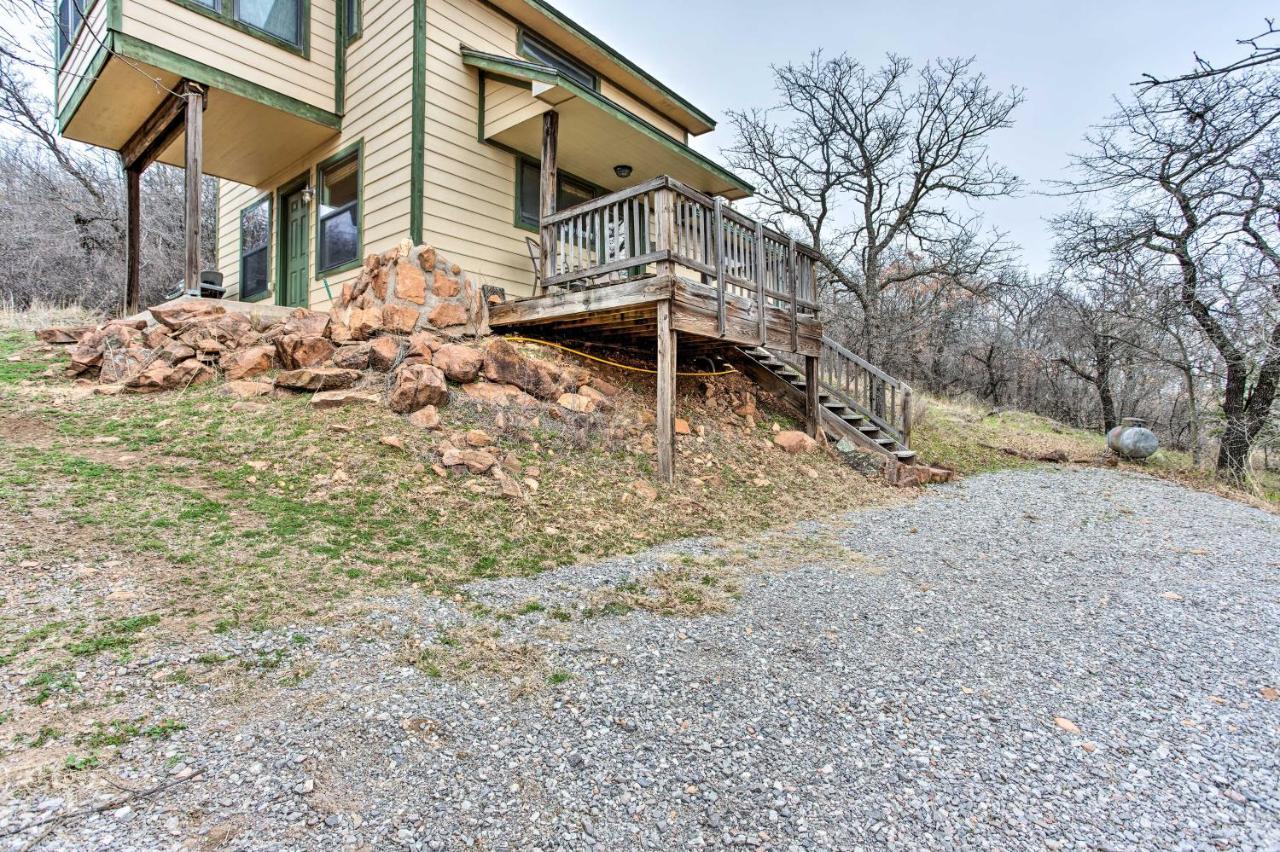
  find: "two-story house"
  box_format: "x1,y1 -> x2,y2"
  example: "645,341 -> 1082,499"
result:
55,0 -> 749,310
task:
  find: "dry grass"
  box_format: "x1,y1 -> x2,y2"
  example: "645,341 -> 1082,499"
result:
588,554 -> 743,618
399,625 -> 550,696
913,393 -> 1278,512
0,299 -> 102,332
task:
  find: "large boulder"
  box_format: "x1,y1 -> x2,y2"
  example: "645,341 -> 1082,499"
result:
441,447 -> 497,474
36,326 -> 96,344
275,367 -> 361,392
150,301 -> 226,330
382,304 -> 420,334
281,308 -> 331,339
277,334 -> 335,370
221,345 -> 275,381
388,363 -> 449,413
432,343 -> 483,383
774,430 -> 818,454
481,338 -> 571,401
125,358 -> 214,393
330,343 -> 372,370
368,336 -> 402,372
99,349 -> 150,384
311,389 -> 380,410
462,382 -> 537,408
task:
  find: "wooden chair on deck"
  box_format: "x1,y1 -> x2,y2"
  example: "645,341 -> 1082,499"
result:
524,237 -> 542,294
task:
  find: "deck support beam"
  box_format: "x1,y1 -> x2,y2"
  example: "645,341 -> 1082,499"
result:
804,354 -> 820,439
538,110 -> 559,286
125,168 -> 141,316
183,82 -> 206,296
656,299 -> 676,484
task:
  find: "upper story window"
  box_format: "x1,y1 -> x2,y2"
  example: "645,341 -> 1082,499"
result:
344,0 -> 361,44
55,0 -> 86,62
519,32 -> 596,90
170,0 -> 304,52
236,0 -> 302,47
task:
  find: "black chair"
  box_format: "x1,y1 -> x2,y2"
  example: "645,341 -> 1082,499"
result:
164,270 -> 226,302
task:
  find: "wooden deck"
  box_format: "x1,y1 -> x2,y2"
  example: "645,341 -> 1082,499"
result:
489,175 -> 827,482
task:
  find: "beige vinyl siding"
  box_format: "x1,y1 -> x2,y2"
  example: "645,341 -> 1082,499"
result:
218,0 -> 415,310
424,0 -> 535,296
56,0 -> 110,115
424,0 -> 704,298
119,0 -> 336,112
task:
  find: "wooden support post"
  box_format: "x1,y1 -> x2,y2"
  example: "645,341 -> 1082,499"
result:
753,219 -> 767,346
787,238 -> 798,353
901,386 -> 914,449
656,298 -> 676,484
182,82 -> 205,295
125,167 -> 141,316
538,110 -> 559,285
805,354 -> 820,440
712,196 -> 726,336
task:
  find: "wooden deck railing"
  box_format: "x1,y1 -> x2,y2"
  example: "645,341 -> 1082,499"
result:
540,176 -> 821,341
776,336 -> 914,447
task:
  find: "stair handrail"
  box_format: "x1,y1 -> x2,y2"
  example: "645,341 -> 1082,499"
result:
820,337 -> 913,447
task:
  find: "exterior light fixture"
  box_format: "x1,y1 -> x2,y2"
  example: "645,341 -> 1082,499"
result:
613,164 -> 633,179
300,186 -> 315,205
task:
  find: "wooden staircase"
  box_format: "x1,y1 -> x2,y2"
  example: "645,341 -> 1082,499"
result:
735,339 -> 917,464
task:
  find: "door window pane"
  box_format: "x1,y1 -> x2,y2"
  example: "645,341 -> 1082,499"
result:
236,0 -> 300,45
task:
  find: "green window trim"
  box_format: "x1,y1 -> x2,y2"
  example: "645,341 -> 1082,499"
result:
517,29 -> 596,92
239,194 -> 273,303
314,139 -> 363,275
163,0 -> 311,59
513,154 -> 604,233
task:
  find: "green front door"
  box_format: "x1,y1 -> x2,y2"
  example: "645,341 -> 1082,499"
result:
279,188 -> 309,308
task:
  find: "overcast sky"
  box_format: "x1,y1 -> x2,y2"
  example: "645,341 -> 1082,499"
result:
553,0 -> 1275,272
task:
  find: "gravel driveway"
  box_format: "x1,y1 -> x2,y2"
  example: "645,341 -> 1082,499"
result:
3,467 -> 1278,850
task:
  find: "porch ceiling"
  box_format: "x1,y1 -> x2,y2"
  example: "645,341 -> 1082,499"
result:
61,56 -> 337,186
463,49 -> 751,200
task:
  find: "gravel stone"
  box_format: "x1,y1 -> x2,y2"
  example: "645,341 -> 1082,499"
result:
2,468 -> 1277,850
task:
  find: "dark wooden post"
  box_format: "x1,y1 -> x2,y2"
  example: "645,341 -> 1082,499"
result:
805,354 -> 820,439
125,167 -> 141,316
656,299 -> 676,484
183,82 -> 206,295
538,110 -> 559,285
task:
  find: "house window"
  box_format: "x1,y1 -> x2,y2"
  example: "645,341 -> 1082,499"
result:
55,0 -> 85,61
317,149 -> 360,272
239,197 -> 271,301
235,0 -> 302,47
516,158 -> 599,229
519,32 -> 596,90
344,0 -> 360,43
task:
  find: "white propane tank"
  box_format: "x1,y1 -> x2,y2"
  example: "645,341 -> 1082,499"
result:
1106,417 -> 1159,460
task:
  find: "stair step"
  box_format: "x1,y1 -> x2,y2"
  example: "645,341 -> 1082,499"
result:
858,424 -> 880,434
893,449 -> 918,461
874,436 -> 896,446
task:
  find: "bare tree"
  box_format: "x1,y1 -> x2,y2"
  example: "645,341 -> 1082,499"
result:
1054,70 -> 1280,480
725,53 -> 1023,364
1139,19 -> 1280,88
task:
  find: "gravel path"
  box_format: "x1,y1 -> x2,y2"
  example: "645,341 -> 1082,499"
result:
3,467 -> 1278,850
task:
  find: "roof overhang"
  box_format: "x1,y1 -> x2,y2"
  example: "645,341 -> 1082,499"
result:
483,0 -> 717,136
463,49 -> 751,201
